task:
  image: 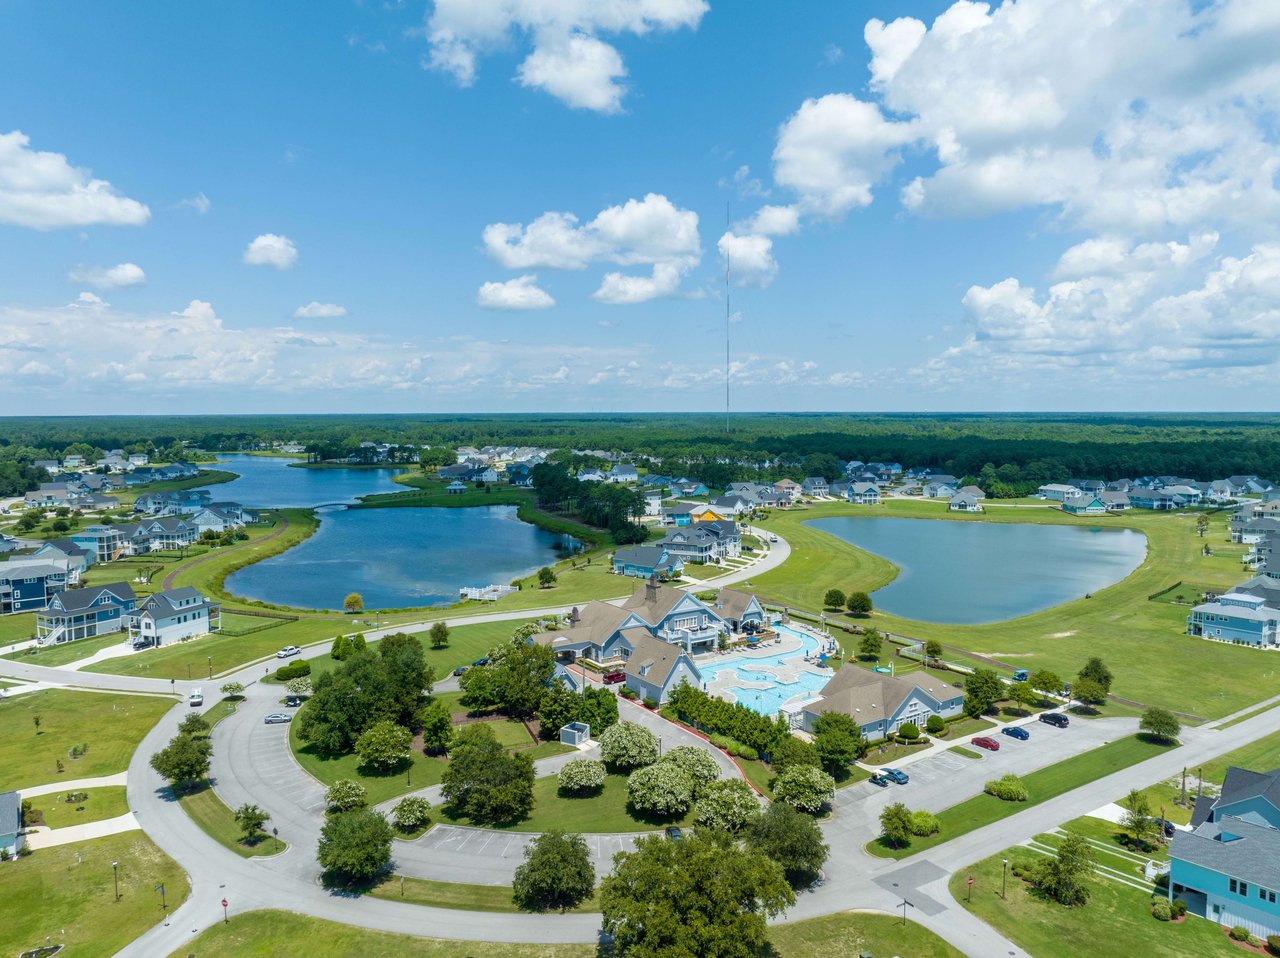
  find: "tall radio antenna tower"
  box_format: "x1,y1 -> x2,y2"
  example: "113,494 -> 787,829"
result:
724,202 -> 731,434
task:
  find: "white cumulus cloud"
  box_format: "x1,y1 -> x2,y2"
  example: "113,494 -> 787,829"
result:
477,274 -> 556,310
243,234 -> 298,269
68,262 -> 146,289
423,0 -> 708,112
293,302 -> 347,319
0,130 -> 150,230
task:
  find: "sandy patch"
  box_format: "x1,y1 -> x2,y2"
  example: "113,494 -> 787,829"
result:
1049,631 -> 1077,638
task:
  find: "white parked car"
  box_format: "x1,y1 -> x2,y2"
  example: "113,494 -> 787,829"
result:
275,646 -> 301,659
263,713 -> 292,724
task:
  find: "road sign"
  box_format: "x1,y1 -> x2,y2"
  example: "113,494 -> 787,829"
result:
967,876 -> 973,886
221,898 -> 228,907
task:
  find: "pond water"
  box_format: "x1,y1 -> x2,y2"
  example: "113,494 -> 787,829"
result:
808,516 -> 1147,625
195,454 -> 405,508
226,505 -> 582,610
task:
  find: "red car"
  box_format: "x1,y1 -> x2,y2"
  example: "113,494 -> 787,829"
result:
971,736 -> 1001,751
602,671 -> 626,685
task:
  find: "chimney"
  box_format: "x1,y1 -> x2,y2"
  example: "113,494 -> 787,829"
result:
569,606 -> 580,628
646,573 -> 658,603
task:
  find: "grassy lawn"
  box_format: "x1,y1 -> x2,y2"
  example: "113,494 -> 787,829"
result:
169,907 -> 963,958
861,741 -> 932,766
939,716 -> 998,737
0,688 -> 175,790
951,846 -> 1238,958
0,630 -> 125,666
0,611 -> 36,647
370,875 -> 599,914
1133,724 -> 1280,826
439,772 -> 691,833
0,832 -> 189,958
753,503 -> 1270,719
869,735 -> 1178,860
177,782 -> 287,857
289,718 -> 449,806
29,785 -> 130,829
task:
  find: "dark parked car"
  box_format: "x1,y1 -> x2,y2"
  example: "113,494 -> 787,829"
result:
971,736 -> 1000,751
869,772 -> 891,788
1002,725 -> 1030,741
472,657 -> 490,667
665,826 -> 684,841
1040,712 -> 1070,728
1154,818 -> 1177,838
883,768 -> 909,785
452,666 -> 468,677
602,670 -> 626,685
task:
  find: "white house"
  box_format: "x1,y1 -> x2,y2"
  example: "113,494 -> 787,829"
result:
948,492 -> 983,512
126,587 -> 220,648
1038,484 -> 1082,502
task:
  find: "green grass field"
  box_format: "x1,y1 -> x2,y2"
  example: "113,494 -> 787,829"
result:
0,832 -> 189,958
1133,724 -> 1280,825
177,783 -> 287,858
370,875 -> 598,914
168,907 -> 964,958
0,630 -> 124,666
29,785 -> 130,829
952,845 -> 1239,958
753,502 -> 1268,719
869,735 -> 1178,859
0,688 -> 175,790
289,717 -> 449,806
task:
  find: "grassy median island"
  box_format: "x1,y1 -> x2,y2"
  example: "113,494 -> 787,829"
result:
869,734 -> 1178,860
370,874 -> 599,914
0,688 -> 175,789
177,782 -> 287,857
0,832 -> 190,958
754,502 -> 1271,720
951,845 -> 1237,958
167,907 -> 964,958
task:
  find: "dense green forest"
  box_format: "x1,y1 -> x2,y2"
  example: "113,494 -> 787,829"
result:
1,412 -> 1279,498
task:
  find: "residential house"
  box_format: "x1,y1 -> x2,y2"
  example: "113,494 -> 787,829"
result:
128,453 -> 149,466
948,492 -> 983,513
612,545 -> 684,580
688,505 -> 727,524
1186,593 -> 1280,648
577,468 -> 605,483
1099,491 -> 1131,511
927,473 -> 960,487
1130,489 -> 1181,510
774,479 -> 801,497
801,477 -> 830,498
0,560 -> 76,614
847,482 -> 881,505
827,480 -> 852,500
1073,480 -> 1106,495
669,479 -> 710,497
709,588 -> 767,632
709,495 -> 751,516
1232,518 -> 1280,545
607,464 -> 640,484
191,507 -> 245,535
659,520 -> 740,564
1164,484 -> 1204,505
126,587 -> 220,648
923,481 -> 957,499
31,540 -> 93,575
1169,766 -> 1280,939
797,665 -> 964,739
0,534 -> 18,555
1228,476 -> 1262,495
642,489 -> 665,517
36,582 -> 138,644
73,493 -> 118,512
1038,484 -> 1082,502
958,485 -> 986,500
24,482 -> 80,508
33,459 -> 60,475
1208,479 -> 1237,500
1106,479 -> 1133,493
71,525 -> 130,563
0,791 -> 23,858
119,516 -> 199,553
1062,495 -> 1108,516
662,504 -> 695,526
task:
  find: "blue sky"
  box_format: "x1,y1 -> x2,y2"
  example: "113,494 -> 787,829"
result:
1,0 -> 1278,414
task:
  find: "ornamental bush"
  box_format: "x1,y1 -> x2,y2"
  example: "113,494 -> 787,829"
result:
558,759 -> 607,796
1172,899 -> 1188,918
771,765 -> 835,814
695,778 -> 760,832
325,779 -> 368,812
984,774 -> 1030,802
627,762 -> 695,817
274,660 -> 311,681
1265,933 -> 1280,955
925,715 -> 945,735
1229,925 -> 1250,942
908,810 -> 940,837
661,746 -> 720,793
898,722 -> 920,741
599,722 -> 659,770
391,795 -> 432,831
1152,900 -> 1171,921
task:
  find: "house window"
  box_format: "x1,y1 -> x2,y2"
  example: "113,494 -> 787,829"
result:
1261,887 -> 1277,904
1230,878 -> 1250,896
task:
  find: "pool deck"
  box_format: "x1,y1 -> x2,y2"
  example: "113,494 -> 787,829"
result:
696,622 -> 837,710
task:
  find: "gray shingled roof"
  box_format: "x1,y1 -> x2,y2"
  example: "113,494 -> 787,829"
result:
1172,815 -> 1280,889
51,582 -> 136,612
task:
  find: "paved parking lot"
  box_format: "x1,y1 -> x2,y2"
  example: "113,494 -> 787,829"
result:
394,825 -> 646,884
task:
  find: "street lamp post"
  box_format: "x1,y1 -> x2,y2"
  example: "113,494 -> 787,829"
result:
1002,859 -> 1009,900
112,861 -> 119,902
207,655 -> 212,679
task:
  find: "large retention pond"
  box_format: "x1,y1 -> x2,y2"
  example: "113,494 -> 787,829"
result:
808,516 -> 1147,625
198,456 -> 581,611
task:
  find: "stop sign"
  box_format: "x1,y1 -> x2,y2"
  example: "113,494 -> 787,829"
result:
221,898 -> 228,908
967,876 -> 973,887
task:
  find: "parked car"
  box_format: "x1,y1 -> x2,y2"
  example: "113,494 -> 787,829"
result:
187,691 -> 204,707
769,535 -> 779,543
1154,818 -> 1177,838
883,768 -> 909,785
452,666 -> 468,677
869,772 -> 891,787
971,736 -> 1000,751
275,645 -> 301,659
284,696 -> 302,708
1039,712 -> 1070,728
602,670 -> 626,685
263,713 -> 292,724
472,657 -> 490,667
664,826 -> 684,841
1001,725 -> 1031,741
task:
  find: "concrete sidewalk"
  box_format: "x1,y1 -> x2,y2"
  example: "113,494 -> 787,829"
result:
20,771 -> 129,798
24,811 -> 140,849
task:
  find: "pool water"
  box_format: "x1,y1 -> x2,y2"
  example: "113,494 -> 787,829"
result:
698,625 -> 831,715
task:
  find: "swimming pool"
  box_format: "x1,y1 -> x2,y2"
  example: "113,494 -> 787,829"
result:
698,625 -> 832,715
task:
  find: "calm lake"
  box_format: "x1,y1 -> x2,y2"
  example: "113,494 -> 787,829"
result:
226,505 -> 581,610
196,454 -> 405,508
808,516 -> 1147,625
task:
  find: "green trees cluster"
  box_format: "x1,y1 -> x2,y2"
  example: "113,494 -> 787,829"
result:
149,728 -> 213,792
536,684 -> 619,741
298,633 -> 433,755
744,803 -> 828,887
317,809 -> 393,883
459,635 -> 556,718
512,831 -> 595,912
599,721 -> 660,769
1034,832 -> 1095,906
1140,707 -> 1181,743
810,712 -> 867,778
530,462 -> 647,543
440,724 -> 535,825
666,681 -> 788,756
